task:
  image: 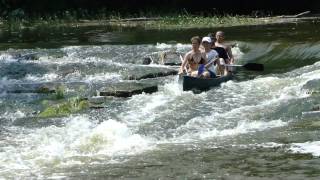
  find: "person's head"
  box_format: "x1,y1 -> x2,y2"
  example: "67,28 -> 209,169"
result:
201,36 -> 212,50
215,31 -> 225,42
190,36 -> 201,50
207,33 -> 215,39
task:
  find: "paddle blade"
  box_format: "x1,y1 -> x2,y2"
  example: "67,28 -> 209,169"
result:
243,63 -> 264,71
198,64 -> 205,76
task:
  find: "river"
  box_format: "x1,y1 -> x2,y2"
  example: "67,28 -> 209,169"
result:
1,20 -> 320,179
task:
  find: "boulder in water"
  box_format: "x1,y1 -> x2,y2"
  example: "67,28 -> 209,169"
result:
302,79 -> 320,95
142,57 -> 152,65
125,67 -> 178,80
99,82 -> 158,97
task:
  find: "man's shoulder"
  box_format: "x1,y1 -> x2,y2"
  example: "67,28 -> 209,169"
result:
184,50 -> 194,58
209,49 -> 218,55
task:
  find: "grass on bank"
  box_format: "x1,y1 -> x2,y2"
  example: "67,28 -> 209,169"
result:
0,10 -> 273,30
152,15 -> 262,29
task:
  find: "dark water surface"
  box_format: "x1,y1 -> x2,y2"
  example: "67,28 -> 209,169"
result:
1,20 -> 320,179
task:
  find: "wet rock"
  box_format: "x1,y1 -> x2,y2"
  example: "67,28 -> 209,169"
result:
99,82 -> 158,97
142,57 -> 152,65
302,110 -> 320,119
13,53 -> 40,61
125,67 -> 178,80
88,96 -> 106,104
7,84 -> 56,94
143,50 -> 182,66
159,51 -> 182,66
302,79 -> 320,95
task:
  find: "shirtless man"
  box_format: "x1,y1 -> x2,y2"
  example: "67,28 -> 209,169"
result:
179,36 -> 208,77
215,31 -> 235,64
207,34 -> 228,76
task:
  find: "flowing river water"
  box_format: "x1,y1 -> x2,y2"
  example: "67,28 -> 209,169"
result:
1,19 -> 320,179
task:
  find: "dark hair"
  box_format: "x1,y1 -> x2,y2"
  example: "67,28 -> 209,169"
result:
207,33 -> 214,38
207,33 -> 217,42
216,31 -> 225,37
190,36 -> 201,44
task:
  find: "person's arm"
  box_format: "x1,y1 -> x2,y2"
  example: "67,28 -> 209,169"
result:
179,53 -> 188,74
205,57 -> 219,68
202,52 -> 208,65
205,51 -> 219,68
226,46 -> 235,64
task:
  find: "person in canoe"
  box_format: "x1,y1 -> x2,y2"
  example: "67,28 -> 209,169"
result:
207,34 -> 228,76
179,36 -> 210,78
200,36 -> 219,78
215,31 -> 235,64
215,31 -> 236,73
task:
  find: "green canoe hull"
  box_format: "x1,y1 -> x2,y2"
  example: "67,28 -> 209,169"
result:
182,75 -> 233,91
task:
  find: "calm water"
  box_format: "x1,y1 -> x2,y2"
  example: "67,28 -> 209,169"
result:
1,20 -> 320,179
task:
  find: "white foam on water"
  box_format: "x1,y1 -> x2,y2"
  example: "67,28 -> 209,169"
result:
0,53 -> 16,62
118,77 -> 190,127
251,142 -> 284,148
118,91 -> 175,126
160,76 -> 185,96
0,115 -> 153,178
175,119 -> 287,142
156,43 -> 190,51
83,73 -> 122,83
23,73 -> 59,82
289,141 -> 320,157
156,43 -> 175,49
231,142 -> 284,149
231,46 -> 244,60
0,110 -> 26,122
61,46 -> 82,57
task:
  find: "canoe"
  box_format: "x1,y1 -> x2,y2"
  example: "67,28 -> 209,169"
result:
182,74 -> 233,91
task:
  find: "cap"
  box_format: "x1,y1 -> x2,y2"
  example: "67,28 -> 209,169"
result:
202,37 -> 212,43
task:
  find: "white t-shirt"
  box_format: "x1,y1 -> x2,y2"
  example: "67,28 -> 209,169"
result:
206,49 -> 219,72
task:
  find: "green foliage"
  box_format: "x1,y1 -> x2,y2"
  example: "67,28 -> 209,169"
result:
38,97 -> 89,118
55,86 -> 65,100
154,14 -> 259,29
0,7 -> 267,31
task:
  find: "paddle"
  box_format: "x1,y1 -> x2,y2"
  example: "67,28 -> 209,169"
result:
225,63 -> 264,71
197,64 -> 205,76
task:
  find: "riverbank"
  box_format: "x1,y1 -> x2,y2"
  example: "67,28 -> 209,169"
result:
1,12 -> 320,31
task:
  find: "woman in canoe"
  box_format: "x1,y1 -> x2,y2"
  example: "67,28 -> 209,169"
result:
179,36 -> 210,78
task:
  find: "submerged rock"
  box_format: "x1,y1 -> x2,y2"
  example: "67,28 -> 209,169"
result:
302,79 -> 320,95
99,82 -> 158,97
142,50 -> 182,66
125,67 -> 178,80
6,84 -> 56,94
142,57 -> 152,65
302,110 -> 320,119
88,96 -> 106,104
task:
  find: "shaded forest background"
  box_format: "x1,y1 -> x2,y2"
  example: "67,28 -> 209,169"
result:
1,0 -> 320,19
